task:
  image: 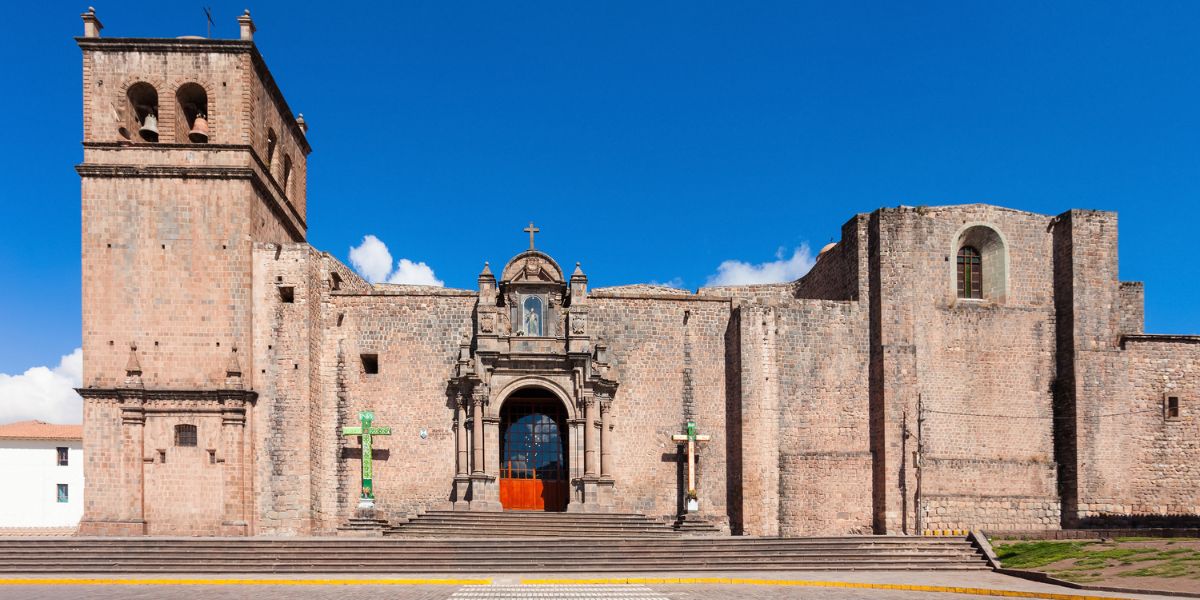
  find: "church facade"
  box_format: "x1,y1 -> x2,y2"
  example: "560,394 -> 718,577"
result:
75,11 -> 1198,537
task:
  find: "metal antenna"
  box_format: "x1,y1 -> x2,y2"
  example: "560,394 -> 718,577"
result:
204,7 -> 214,38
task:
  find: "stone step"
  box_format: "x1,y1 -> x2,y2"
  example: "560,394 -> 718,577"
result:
0,565 -> 989,573
0,549 -> 979,559
0,536 -> 988,573
0,538 -> 976,549
0,558 -> 987,570
417,513 -> 654,518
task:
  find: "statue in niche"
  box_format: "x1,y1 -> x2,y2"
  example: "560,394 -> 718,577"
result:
523,296 -> 543,336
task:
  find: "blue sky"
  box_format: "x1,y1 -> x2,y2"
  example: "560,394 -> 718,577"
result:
0,1 -> 1197,394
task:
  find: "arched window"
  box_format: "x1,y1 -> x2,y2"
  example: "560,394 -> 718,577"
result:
265,129 -> 278,169
176,83 -> 209,143
952,224 -> 1008,303
125,83 -> 159,143
282,154 -> 293,197
957,246 -> 982,299
174,424 -> 197,447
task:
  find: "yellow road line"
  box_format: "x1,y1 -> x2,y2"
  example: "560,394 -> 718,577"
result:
522,577 -> 1134,600
0,578 -> 489,586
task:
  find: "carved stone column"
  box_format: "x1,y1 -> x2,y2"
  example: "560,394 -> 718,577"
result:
471,392 -> 485,474
452,390 -> 471,509
596,396 -> 615,509
119,395 -> 147,534
468,386 -> 500,510
219,396 -> 248,535
599,399 -> 613,478
455,395 -> 469,476
583,395 -> 598,476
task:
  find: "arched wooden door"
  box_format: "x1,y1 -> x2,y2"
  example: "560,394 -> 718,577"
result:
499,392 -> 568,511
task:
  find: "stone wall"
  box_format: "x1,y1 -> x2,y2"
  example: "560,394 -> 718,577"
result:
588,296 -> 731,522
1119,282 -> 1145,336
327,288 -> 475,526
794,216 -> 865,301
1077,337 -> 1200,520
142,414 -> 226,535
869,205 -> 1061,533
775,300 -> 872,535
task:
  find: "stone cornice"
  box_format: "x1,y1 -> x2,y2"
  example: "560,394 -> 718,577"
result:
1121,334 -> 1200,346
76,37 -> 311,155
76,160 -> 305,242
590,292 -> 731,303
80,142 -> 307,232
77,388 -> 258,403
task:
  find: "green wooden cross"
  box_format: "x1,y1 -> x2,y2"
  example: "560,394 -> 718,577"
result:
342,411 -> 392,501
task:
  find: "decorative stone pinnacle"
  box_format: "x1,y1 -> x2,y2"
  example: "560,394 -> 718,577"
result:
125,345 -> 142,376
238,9 -> 256,41
296,113 -> 308,135
81,7 -> 103,38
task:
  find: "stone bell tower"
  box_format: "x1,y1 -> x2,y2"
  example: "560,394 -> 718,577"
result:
76,9 -> 310,535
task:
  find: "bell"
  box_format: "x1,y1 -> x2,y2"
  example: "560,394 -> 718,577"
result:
189,113 -> 209,143
138,112 -> 158,141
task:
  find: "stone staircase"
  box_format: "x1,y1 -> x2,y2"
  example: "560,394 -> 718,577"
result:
387,510 -> 691,537
0,536 -> 989,573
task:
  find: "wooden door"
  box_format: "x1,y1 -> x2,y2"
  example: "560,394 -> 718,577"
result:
499,399 -> 567,511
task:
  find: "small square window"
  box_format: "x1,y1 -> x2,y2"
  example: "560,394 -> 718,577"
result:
1165,396 -> 1180,420
361,353 -> 379,375
175,424 -> 198,447
56,447 -> 68,466
56,484 -> 68,503
331,272 -> 342,291
278,286 -> 295,303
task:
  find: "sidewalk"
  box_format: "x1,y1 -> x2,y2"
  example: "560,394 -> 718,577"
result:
0,569 -> 1183,599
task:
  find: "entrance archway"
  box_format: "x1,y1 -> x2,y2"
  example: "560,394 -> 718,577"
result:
499,388 -> 568,511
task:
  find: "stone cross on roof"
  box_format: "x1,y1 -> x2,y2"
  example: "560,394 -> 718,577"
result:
524,221 -> 540,250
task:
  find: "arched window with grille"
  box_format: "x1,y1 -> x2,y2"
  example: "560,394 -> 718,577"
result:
174,424 -> 197,447
957,246 -> 982,299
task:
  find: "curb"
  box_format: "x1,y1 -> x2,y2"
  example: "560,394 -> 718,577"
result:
0,578 -> 490,586
522,577 -> 1138,599
998,568 -> 1200,599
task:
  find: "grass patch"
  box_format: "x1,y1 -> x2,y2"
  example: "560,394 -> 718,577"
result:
994,541 -> 1089,569
1120,563 -> 1190,578
995,538 -> 1200,583
1116,536 -> 1200,543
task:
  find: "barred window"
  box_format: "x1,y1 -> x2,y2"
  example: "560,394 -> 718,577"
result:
175,424 -> 197,447
957,246 -> 982,299
56,447 -> 68,466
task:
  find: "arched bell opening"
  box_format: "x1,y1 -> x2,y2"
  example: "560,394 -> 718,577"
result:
497,387 -> 569,512
125,82 -> 159,143
176,83 -> 209,143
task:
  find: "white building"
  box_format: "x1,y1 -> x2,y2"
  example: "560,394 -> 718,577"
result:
0,421 -> 83,528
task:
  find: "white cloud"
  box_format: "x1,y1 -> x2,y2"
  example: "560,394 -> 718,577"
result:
704,245 -> 815,287
348,235 -> 394,283
648,277 -> 686,289
349,235 -> 444,286
387,258 -> 444,286
0,348 -> 83,425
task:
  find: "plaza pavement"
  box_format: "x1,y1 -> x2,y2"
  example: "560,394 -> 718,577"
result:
0,570 -> 1184,600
